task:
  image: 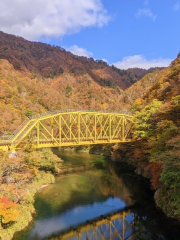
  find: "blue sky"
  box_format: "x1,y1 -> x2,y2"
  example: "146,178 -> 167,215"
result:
0,0 -> 180,69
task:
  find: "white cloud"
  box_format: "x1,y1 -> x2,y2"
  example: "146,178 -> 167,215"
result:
136,8 -> 157,21
112,55 -> 172,70
67,45 -> 93,57
173,3 -> 180,11
0,0 -> 110,41
102,59 -> 108,63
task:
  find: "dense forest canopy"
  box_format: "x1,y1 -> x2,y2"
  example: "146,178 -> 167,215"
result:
0,31 -> 163,136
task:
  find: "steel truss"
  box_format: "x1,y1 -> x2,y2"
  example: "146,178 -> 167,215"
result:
58,210 -> 133,240
0,111 -> 133,151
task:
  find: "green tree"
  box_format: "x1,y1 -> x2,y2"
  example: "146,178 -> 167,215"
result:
155,153 -> 180,219
65,84 -> 72,97
25,109 -> 34,117
134,99 -> 162,138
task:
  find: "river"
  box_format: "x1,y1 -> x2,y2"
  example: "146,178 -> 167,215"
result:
13,150 -> 180,240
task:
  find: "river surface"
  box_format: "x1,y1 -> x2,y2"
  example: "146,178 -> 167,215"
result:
13,150 -> 180,240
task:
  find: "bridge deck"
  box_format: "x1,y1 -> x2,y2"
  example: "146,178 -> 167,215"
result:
0,111 -> 133,151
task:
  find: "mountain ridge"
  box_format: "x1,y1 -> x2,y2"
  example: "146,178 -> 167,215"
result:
0,30 -> 163,91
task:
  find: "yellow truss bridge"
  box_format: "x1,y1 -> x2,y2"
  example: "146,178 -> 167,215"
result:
0,110 -> 133,151
50,209 -> 133,240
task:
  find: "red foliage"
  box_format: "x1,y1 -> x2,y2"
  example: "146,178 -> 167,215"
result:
150,162 -> 163,190
0,197 -> 20,224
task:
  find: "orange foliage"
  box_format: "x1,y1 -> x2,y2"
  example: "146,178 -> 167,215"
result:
0,59 -> 125,135
0,197 -> 20,224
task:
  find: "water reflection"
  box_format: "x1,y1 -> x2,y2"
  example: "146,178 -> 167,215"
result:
52,208 -> 134,240
28,198 -> 126,239
13,151 -> 180,240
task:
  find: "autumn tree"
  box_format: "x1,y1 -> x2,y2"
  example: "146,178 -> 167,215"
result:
0,197 -> 20,227
134,99 -> 162,138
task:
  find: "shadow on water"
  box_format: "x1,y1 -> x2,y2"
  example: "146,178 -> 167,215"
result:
13,151 -> 180,240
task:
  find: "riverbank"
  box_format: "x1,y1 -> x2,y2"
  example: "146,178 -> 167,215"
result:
58,145 -> 90,153
0,148 -> 105,240
111,138 -> 180,223
0,171 -> 55,240
89,140 -> 180,223
0,148 -> 61,240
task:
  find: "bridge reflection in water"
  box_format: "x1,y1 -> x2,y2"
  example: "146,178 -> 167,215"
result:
51,209 -> 133,240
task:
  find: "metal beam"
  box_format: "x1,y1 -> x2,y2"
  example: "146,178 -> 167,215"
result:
0,111 -> 133,151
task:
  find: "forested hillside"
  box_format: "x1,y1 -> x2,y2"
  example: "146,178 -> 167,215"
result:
0,31 -> 161,137
0,30 -> 161,90
112,52 -> 180,221
0,59 -> 124,136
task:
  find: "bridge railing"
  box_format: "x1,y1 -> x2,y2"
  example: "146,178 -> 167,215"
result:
8,117 -> 29,140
